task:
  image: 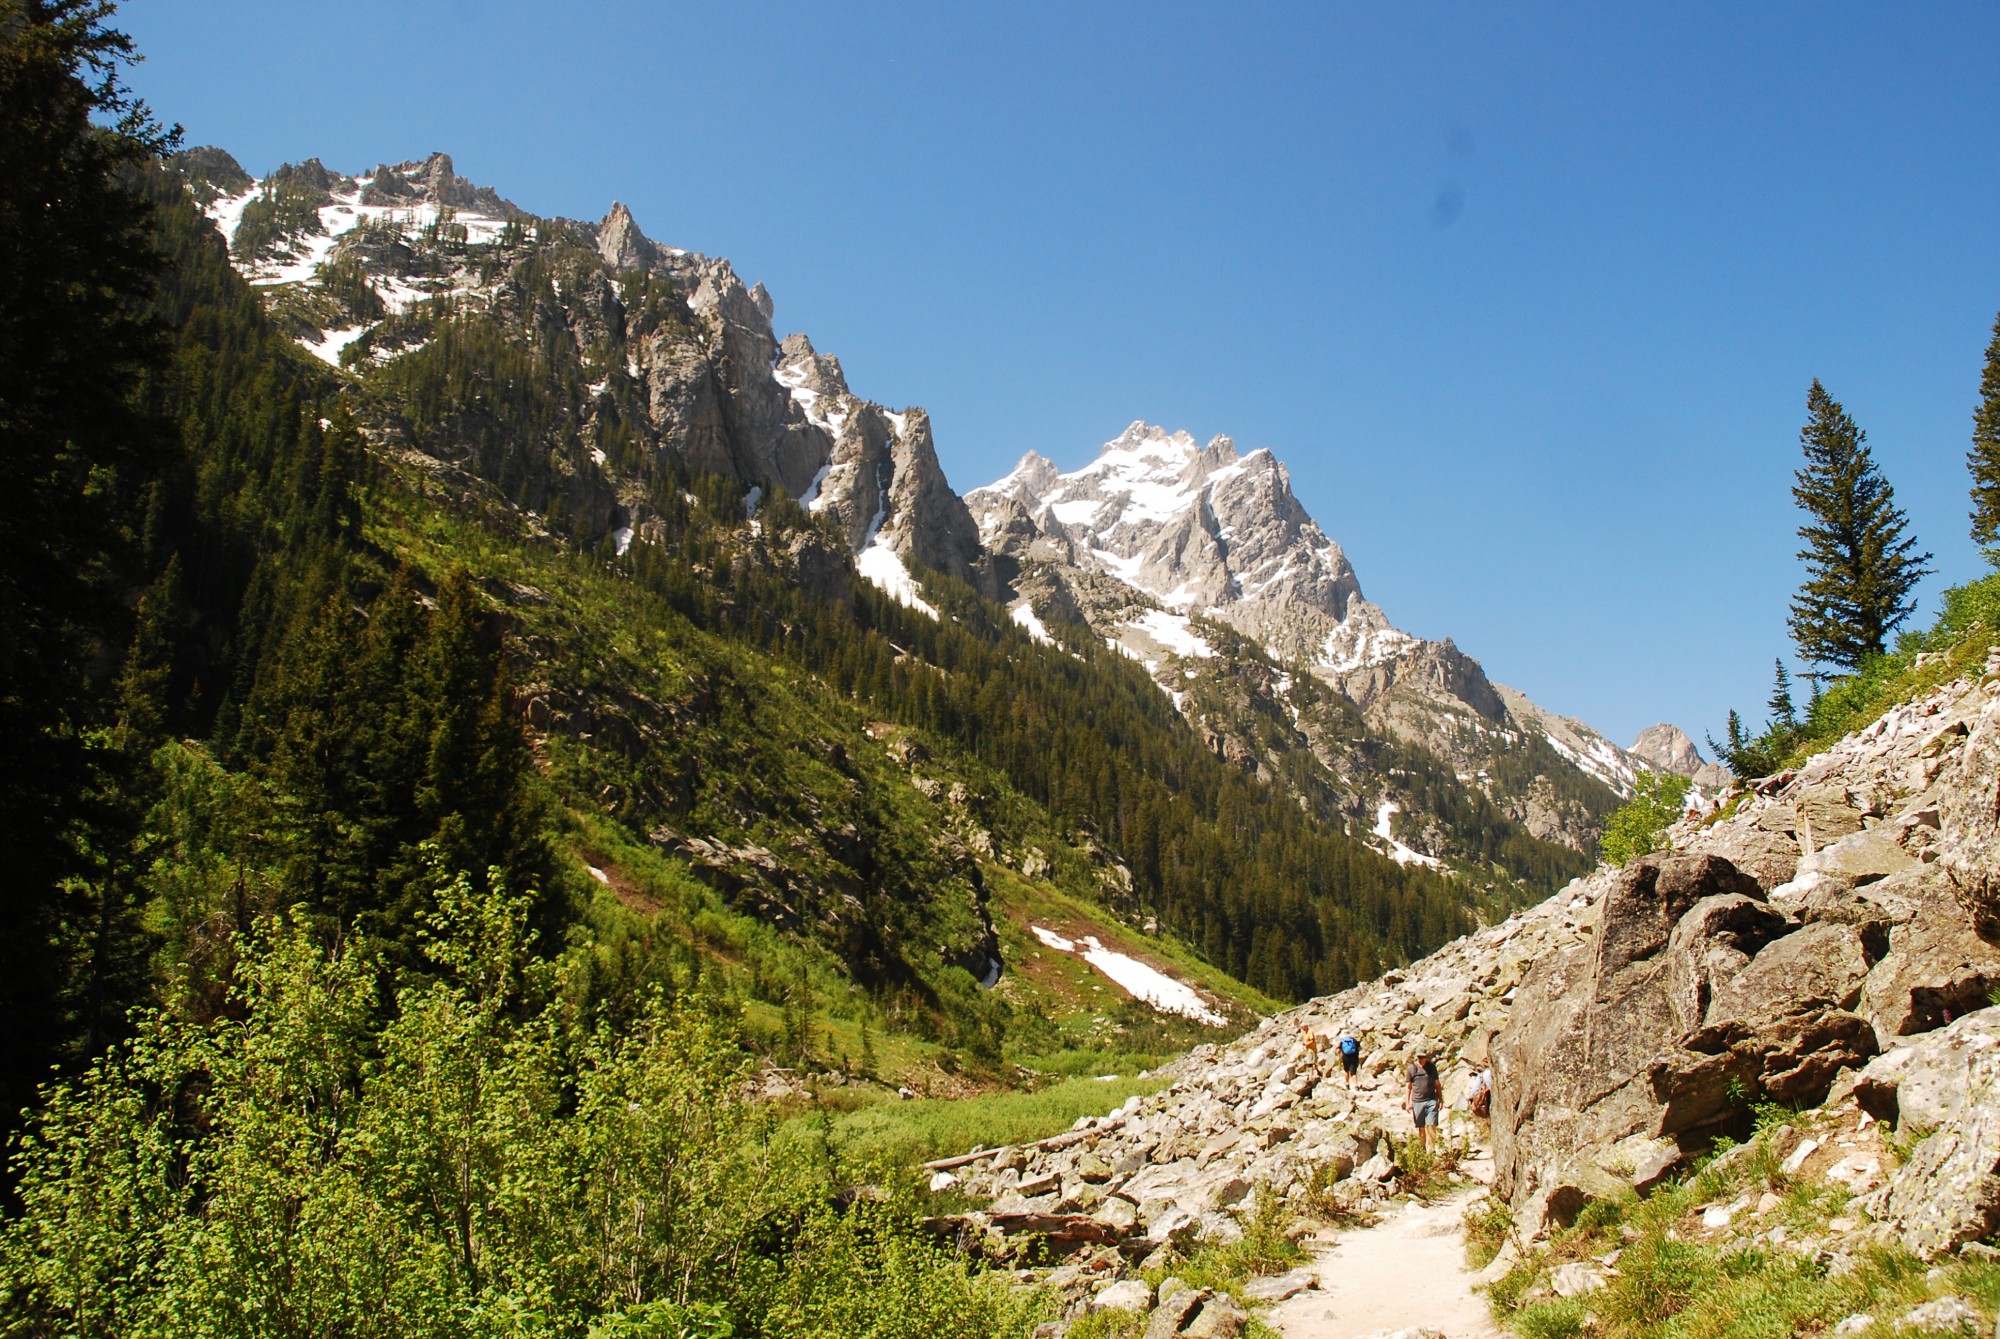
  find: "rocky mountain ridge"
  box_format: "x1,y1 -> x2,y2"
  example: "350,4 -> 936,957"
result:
183,145 -> 1710,884
184,148 -> 994,610
971,422 -> 1721,861
927,650 -> 2000,1333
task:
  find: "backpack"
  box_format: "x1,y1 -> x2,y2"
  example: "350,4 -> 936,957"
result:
1338,1036 -> 1359,1059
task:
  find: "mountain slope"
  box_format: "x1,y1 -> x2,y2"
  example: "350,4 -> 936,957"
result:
163,146 -> 1492,1022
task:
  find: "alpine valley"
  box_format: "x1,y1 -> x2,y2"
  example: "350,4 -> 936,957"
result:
158,145 -> 1731,1043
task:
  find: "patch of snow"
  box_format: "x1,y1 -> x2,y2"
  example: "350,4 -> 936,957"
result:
590,446 -> 608,467
799,462 -> 833,509
1123,608 -> 1214,660
857,542 -> 939,619
1011,602 -> 1054,646
1027,926 -> 1226,1026
883,409 -> 908,437
302,325 -> 366,367
1374,801 -> 1444,869
611,525 -> 635,557
587,865 -> 610,885
743,485 -> 763,518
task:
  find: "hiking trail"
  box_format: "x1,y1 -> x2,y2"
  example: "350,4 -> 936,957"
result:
1264,1146 -> 1501,1339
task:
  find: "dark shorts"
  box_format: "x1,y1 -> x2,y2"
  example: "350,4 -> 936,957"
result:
1413,1098 -> 1440,1128
1340,1053 -> 1359,1075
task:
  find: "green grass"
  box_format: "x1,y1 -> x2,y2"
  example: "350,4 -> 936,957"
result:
794,1072 -> 1168,1173
1487,1118 -> 2000,1339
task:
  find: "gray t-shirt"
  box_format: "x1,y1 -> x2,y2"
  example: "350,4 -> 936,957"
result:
1408,1061 -> 1439,1103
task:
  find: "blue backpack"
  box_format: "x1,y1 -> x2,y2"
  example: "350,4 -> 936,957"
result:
1338,1035 -> 1359,1059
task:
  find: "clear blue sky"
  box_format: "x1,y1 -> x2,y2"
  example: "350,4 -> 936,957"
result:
121,1 -> 2000,747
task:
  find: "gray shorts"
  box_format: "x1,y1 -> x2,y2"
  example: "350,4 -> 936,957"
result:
1413,1098 -> 1440,1128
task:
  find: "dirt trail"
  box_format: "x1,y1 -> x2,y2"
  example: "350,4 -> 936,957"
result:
1265,1150 -> 1502,1339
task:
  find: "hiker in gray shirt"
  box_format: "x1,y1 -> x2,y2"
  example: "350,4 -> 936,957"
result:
1406,1049 -> 1441,1150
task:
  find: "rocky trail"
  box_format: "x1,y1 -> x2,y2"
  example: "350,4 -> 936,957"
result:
931,650 -> 2000,1337
1265,1173 -> 1502,1339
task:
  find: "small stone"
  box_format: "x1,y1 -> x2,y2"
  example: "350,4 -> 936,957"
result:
1831,1315 -> 1873,1337
1757,1191 -> 1783,1214
1894,1295 -> 1981,1334
1241,1267 -> 1320,1302
1550,1261 -> 1608,1297
928,1171 -> 958,1193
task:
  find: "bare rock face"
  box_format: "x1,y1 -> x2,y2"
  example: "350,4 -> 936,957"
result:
1939,686 -> 2000,940
1493,853 -> 1887,1230
1868,1008 -> 2000,1257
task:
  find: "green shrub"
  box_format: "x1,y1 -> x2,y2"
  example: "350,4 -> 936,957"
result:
1600,772 -> 1693,867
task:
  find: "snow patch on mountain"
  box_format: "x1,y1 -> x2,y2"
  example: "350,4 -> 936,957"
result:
1374,801 -> 1444,869
1030,926 -> 1225,1026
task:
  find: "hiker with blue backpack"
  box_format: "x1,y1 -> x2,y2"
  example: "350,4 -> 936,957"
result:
1336,1031 -> 1361,1087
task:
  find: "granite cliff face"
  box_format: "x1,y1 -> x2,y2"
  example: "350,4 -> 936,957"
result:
182,148 -> 991,611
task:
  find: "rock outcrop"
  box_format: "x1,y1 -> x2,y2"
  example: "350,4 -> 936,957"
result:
949,653 -> 2000,1314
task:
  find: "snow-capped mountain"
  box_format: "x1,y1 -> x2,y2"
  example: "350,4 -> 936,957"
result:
969,423 -> 1722,856
177,144 -> 1718,874
183,149 -> 988,614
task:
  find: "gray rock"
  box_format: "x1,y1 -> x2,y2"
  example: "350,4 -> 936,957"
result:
1939,690 -> 2000,940
1091,1279 -> 1154,1313
1878,1009 -> 2000,1257
1860,922 -> 2000,1047
1184,1293 -> 1249,1338
1241,1267 -> 1319,1302
1549,1260 -> 1609,1296
1894,1295 -> 1982,1333
1142,1285 -> 1210,1339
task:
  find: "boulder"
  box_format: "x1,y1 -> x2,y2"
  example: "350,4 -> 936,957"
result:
1939,690 -> 2000,941
1703,920 -> 1882,1025
1241,1268 -> 1319,1302
1859,921 -> 2000,1047
1493,855 -> 1764,1213
1092,1279 -> 1154,1313
1664,894 -> 1795,1033
1142,1286 -> 1210,1339
1184,1294 -> 1249,1338
1876,1009 -> 2000,1257
1796,782 -> 1869,848
1796,828 -> 1920,886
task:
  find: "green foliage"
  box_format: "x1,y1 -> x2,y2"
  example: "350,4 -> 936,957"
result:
1598,771 -> 1692,867
1142,1187 -> 1306,1298
1971,310 -> 2000,559
1486,1120 -> 1992,1339
1463,1196 -> 1514,1270
1,854 -> 1037,1337
1788,379 -> 1933,672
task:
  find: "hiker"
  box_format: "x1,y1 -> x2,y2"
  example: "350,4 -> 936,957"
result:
1336,1031 -> 1361,1087
1297,1021 -> 1327,1080
1467,1065 -> 1492,1119
1406,1049 -> 1442,1150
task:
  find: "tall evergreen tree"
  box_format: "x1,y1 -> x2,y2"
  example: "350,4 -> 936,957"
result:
1970,310 -> 2000,559
1767,659 -> 1796,730
1788,380 -> 1932,671
0,0 -> 175,1137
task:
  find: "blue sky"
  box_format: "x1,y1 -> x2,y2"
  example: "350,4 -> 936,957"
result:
122,2 -> 2000,746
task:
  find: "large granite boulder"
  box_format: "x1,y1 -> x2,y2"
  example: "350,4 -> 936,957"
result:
1494,853 -> 1883,1231
1869,1009 -> 2000,1257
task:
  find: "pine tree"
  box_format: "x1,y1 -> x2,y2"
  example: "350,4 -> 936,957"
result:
1970,311 -> 2000,559
0,0 -> 176,1140
1788,380 -> 1933,671
1767,659 -> 1796,730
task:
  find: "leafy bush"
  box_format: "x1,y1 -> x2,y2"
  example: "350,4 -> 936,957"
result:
1599,771 -> 1693,867
0,855 -> 1036,1337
